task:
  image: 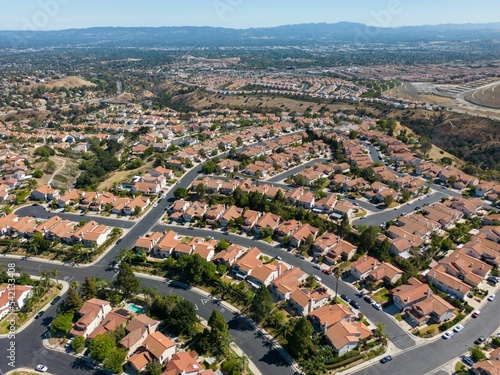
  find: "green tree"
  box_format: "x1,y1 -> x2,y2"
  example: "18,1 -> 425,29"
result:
145,359 -> 163,375
338,215 -> 351,238
89,334 -> 115,363
470,346 -> 487,362
288,317 -> 313,359
81,277 -> 98,299
134,205 -> 141,216
173,187 -> 189,199
114,262 -> 140,298
71,335 -> 86,353
65,282 -> 82,312
207,309 -> 232,356
420,137 -> 432,158
384,194 -> 394,207
250,285 -> 274,324
167,299 -> 198,336
103,347 -> 127,374
401,189 -> 412,202
359,226 -> 380,252
50,312 -> 74,334
334,267 -> 342,302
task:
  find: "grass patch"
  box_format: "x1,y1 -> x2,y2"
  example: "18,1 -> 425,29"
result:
372,288 -> 390,304
416,323 -> 440,338
455,362 -> 466,372
394,313 -> 403,322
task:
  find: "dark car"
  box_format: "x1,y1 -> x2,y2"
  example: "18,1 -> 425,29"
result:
475,336 -> 486,345
50,296 -> 61,305
340,294 -> 351,302
349,300 -> 360,309
462,356 -> 475,366
380,355 -> 393,364
487,276 -> 499,285
34,311 -> 44,319
364,296 -> 374,304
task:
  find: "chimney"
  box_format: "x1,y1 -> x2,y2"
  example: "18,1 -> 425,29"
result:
427,288 -> 432,297
309,297 -> 314,313
278,265 -> 282,276
324,320 -> 328,332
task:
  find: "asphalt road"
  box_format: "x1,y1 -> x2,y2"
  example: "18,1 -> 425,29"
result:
354,294 -> 500,375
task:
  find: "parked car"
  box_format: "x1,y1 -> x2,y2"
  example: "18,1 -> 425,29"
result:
487,276 -> 499,285
488,293 -> 496,301
313,264 -> 321,270
453,324 -> 464,333
475,336 -> 486,345
322,269 -> 332,275
349,300 -> 360,309
462,356 -> 475,366
380,356 -> 393,364
472,310 -> 481,318
363,296 -> 374,304
442,331 -> 453,339
275,256 -> 282,261
372,302 -> 382,310
65,338 -> 74,348
340,294 -> 351,302
34,311 -> 44,319
35,365 -> 48,372
50,296 -> 61,305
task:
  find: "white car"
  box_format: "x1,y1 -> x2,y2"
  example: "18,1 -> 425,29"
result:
372,302 -> 382,310
442,331 -> 454,339
36,365 -> 48,372
65,338 -> 73,348
453,324 -> 464,333
488,294 -> 496,301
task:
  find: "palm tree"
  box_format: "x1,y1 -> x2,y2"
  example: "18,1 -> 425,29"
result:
52,269 -> 60,286
334,266 -> 342,303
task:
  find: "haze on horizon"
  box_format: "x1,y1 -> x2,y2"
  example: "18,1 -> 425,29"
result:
1,0 -> 498,31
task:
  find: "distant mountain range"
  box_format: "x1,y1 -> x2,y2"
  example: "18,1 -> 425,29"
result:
1,22 -> 499,48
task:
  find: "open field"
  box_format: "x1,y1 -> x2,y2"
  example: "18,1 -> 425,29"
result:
21,76 -> 95,91
179,90 -> 360,113
464,82 -> 500,109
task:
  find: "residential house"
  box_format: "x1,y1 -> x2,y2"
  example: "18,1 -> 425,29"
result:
254,212 -> 281,235
404,294 -> 455,328
427,266 -> 471,300
120,314 -> 159,356
289,287 -> 331,316
31,185 -> 60,201
290,224 -> 319,247
325,320 -> 372,356
366,262 -> 404,285
270,267 -> 306,301
232,247 -> 262,280
323,240 -> 358,265
0,285 -> 33,320
241,210 -> 261,233
392,277 -> 433,311
142,331 -> 176,364
309,304 -> 355,332
219,205 -> 243,227
87,308 -> 131,339
70,298 -> 112,338
153,230 -> 180,258
350,255 -> 379,280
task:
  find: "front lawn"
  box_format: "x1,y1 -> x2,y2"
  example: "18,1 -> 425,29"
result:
372,288 -> 390,304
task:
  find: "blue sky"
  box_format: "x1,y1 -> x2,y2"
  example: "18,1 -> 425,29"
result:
1,0 -> 498,31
